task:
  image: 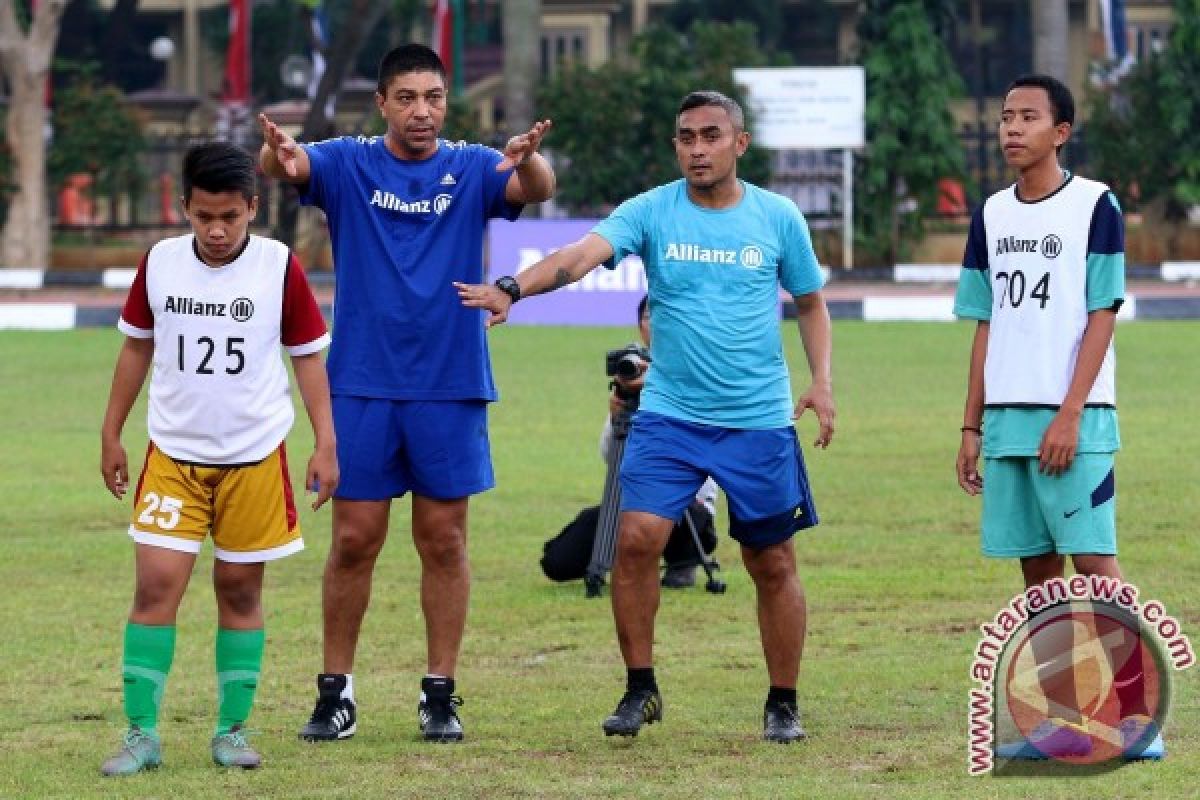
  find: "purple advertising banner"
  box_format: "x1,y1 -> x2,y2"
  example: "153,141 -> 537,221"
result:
486,219 -> 646,325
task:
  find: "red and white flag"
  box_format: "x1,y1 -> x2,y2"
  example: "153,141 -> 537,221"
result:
432,0 -> 454,84
223,0 -> 251,105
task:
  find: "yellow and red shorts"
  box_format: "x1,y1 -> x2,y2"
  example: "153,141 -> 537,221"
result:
128,442 -> 303,563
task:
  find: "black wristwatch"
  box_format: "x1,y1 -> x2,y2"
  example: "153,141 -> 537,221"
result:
494,275 -> 521,304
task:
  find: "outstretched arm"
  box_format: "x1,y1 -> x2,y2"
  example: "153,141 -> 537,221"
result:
501,119 -> 556,204
100,337 -> 154,498
455,232 -> 614,327
258,113 -> 312,184
791,291 -> 835,448
291,352 -> 338,510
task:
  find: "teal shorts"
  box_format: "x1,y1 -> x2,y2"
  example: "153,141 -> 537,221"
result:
981,454 -> 1116,558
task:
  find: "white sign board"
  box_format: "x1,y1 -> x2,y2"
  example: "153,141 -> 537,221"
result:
733,67 -> 865,150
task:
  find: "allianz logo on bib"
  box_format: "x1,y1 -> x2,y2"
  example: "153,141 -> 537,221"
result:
370,190 -> 454,215
994,235 -> 1063,259
663,242 -> 765,268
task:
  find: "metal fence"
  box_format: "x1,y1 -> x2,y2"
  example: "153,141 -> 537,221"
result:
52,126 -> 1092,236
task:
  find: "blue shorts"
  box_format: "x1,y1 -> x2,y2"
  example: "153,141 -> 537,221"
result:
332,396 -> 494,501
618,411 -> 818,550
981,454 -> 1117,558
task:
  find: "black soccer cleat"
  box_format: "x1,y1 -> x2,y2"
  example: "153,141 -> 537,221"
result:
602,688 -> 663,737
299,674 -> 357,741
763,700 -> 806,743
418,677 -> 464,743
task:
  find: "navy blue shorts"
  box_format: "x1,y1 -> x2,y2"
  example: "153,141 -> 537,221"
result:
618,411 -> 818,549
332,396 -> 494,501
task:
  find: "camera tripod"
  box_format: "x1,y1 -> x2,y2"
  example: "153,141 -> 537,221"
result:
583,391 -> 726,597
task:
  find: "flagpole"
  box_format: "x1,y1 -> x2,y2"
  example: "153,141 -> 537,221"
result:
452,0 -> 465,94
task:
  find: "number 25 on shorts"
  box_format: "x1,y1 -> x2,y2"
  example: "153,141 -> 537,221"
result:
137,492 -> 184,530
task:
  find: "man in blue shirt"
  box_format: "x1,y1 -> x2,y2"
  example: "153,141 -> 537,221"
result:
458,90 -> 835,743
259,43 -> 555,744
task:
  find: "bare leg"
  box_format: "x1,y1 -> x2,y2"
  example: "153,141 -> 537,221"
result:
213,561 -> 265,630
411,495 -> 470,677
323,499 -> 391,673
129,543 -> 196,625
611,511 -> 673,668
1071,555 -> 1149,720
1020,553 -> 1080,721
741,540 -> 805,688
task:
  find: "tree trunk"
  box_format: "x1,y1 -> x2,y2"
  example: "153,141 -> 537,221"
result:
276,0 -> 388,246
502,0 -> 540,136
0,0 -> 68,268
1031,0 -> 1069,82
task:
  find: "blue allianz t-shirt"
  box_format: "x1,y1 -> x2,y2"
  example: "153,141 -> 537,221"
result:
300,136 -> 520,399
593,180 -> 824,429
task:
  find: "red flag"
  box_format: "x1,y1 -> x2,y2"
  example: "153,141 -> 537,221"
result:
432,0 -> 453,85
223,0 -> 251,104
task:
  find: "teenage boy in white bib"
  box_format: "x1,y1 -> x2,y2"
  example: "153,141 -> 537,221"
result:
954,74 -> 1162,761
99,142 -> 337,775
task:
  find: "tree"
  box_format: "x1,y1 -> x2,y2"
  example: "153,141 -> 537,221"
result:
854,0 -> 968,265
274,0 -> 390,245
0,0 -> 68,268
1031,0 -> 1069,81
1086,0 -> 1200,222
48,65 -> 146,223
538,21 -> 776,215
502,0 -> 539,136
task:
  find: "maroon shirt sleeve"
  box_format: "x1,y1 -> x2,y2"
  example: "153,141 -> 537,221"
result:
281,253 -> 328,347
120,253 -> 154,330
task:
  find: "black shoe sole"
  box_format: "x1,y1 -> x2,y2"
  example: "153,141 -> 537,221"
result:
298,725 -> 356,742
603,716 -> 659,737
423,732 -> 464,743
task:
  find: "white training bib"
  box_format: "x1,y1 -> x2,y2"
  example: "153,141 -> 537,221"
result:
981,176 -> 1116,408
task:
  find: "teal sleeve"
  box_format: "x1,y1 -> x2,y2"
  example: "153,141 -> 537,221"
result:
1086,192 -> 1125,312
778,202 -> 824,297
954,206 -> 992,320
592,193 -> 649,269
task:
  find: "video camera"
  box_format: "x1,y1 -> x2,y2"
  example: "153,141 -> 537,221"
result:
605,343 -> 651,381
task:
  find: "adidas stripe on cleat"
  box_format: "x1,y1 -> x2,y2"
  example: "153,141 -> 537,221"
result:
602,689 -> 663,737
299,674 -> 357,741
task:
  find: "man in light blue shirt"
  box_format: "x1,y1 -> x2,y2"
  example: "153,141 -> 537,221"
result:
458,90 -> 835,743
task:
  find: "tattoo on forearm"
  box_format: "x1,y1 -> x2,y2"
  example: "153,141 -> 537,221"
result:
551,268 -> 571,290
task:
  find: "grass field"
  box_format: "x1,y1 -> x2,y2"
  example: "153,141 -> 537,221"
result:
0,322 -> 1196,799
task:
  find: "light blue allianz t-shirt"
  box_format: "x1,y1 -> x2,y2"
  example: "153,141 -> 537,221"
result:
593,179 -> 824,429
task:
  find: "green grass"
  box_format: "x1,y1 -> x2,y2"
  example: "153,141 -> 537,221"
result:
0,323 -> 1196,799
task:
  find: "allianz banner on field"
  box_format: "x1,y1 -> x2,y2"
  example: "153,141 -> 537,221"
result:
486,219 -> 647,325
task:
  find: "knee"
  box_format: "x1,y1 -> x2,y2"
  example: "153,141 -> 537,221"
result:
414,527 -> 467,571
746,551 -> 796,591
213,572 -> 261,617
331,524 -> 386,568
616,523 -> 664,563
131,575 -> 178,615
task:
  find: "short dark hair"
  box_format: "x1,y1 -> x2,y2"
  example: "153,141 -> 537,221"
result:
182,142 -> 256,202
1006,74 -> 1075,127
377,43 -> 446,95
637,294 -> 649,321
677,90 -> 745,131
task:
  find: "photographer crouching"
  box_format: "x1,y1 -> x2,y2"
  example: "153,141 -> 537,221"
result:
542,296 -> 718,588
